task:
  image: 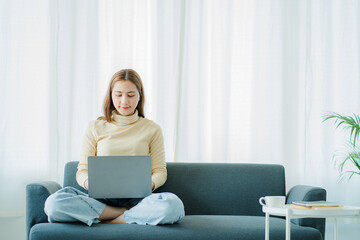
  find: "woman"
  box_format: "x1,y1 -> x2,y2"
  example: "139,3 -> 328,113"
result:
45,69 -> 185,226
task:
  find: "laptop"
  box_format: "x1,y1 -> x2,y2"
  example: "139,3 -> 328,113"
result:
88,155 -> 152,199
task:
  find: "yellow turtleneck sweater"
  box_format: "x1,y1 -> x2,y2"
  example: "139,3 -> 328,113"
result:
76,110 -> 167,191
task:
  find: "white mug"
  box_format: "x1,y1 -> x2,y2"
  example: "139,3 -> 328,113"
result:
259,196 -> 286,207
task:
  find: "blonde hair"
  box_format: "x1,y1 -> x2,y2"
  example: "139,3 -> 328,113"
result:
101,69 -> 145,121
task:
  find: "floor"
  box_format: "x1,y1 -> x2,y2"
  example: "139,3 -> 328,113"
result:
0,216 -> 358,240
0,216 -> 26,240
325,222 -> 359,239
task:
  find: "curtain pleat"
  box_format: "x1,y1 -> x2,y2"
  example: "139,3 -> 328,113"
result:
1,0 -> 360,219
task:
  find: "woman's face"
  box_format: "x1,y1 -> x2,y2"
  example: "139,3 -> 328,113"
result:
112,80 -> 140,116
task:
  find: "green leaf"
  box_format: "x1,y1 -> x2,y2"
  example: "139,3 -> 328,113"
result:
323,112 -> 360,146
323,111 -> 360,182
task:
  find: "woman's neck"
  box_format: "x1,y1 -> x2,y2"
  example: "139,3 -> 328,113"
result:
111,110 -> 140,125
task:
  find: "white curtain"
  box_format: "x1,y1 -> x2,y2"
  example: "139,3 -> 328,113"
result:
0,0 -> 52,217
1,0 -> 360,223
175,0 -> 360,205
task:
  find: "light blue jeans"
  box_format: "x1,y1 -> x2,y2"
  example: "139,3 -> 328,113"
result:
44,187 -> 185,226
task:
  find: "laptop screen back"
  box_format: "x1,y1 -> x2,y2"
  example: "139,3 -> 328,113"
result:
88,155 -> 152,199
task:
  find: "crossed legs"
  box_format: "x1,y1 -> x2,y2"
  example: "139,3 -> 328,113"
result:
45,186 -> 185,226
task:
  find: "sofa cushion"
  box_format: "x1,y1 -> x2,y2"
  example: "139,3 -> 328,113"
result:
30,215 -> 322,240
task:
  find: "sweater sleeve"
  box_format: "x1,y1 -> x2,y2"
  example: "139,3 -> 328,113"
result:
150,125 -> 167,190
76,121 -> 97,189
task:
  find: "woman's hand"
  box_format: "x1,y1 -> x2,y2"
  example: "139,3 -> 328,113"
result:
84,178 -> 89,190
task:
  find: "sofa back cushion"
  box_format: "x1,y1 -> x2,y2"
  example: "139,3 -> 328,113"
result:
156,163 -> 285,216
63,161 -> 88,194
63,161 -> 285,216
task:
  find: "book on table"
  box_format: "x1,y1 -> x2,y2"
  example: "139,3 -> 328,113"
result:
291,201 -> 342,209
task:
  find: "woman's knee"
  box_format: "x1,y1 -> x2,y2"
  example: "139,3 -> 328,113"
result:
44,187 -> 79,219
152,192 -> 185,223
44,192 -> 61,220
161,193 -> 184,212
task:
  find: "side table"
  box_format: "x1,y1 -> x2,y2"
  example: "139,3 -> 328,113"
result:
262,205 -> 360,240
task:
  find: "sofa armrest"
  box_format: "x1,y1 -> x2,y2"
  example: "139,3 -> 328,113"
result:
26,181 -> 61,240
286,185 -> 326,240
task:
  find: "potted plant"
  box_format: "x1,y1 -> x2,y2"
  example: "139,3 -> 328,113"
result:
323,112 -> 360,180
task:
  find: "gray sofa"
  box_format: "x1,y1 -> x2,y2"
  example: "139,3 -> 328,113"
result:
26,162 -> 326,240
